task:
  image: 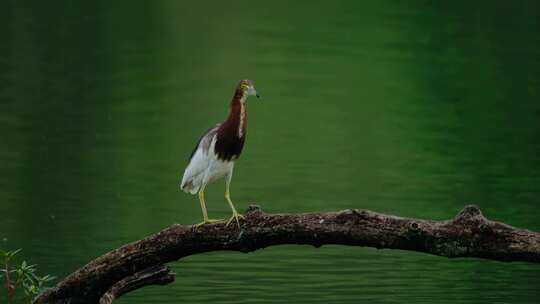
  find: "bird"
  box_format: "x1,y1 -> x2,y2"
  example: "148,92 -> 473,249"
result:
180,79 -> 260,227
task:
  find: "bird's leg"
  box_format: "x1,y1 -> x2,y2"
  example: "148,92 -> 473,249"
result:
198,186 -> 209,221
195,184 -> 221,227
225,173 -> 244,228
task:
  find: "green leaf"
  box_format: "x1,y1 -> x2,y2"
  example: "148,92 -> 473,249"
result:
30,285 -> 39,295
7,248 -> 22,259
41,274 -> 56,282
25,272 -> 36,283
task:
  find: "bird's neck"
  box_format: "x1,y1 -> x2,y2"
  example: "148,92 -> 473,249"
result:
224,91 -> 247,139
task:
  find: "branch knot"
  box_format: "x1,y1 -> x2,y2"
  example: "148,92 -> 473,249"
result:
245,205 -> 264,217
454,205 -> 485,224
408,222 -> 421,233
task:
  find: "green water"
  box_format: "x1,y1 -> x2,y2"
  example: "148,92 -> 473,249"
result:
1,1 -> 540,303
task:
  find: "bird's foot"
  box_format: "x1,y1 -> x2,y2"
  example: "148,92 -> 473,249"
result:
195,219 -> 223,227
226,211 -> 245,228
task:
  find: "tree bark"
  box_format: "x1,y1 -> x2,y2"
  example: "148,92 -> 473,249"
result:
35,205 -> 540,304
98,265 -> 174,304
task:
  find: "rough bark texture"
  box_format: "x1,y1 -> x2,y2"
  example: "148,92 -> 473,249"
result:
98,266 -> 175,304
35,205 -> 540,304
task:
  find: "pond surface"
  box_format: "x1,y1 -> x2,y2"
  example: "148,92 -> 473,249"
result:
1,1 -> 540,303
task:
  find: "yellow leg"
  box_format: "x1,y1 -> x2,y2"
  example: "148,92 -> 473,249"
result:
196,185 -> 221,227
225,182 -> 244,228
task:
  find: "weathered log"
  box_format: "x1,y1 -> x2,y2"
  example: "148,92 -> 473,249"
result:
35,205 -> 540,304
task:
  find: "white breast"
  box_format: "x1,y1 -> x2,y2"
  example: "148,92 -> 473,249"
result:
180,132 -> 234,194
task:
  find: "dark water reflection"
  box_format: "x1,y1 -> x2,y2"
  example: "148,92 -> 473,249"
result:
1,1 -> 540,303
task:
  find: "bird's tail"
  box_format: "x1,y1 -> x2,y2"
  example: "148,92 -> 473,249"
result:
180,179 -> 199,195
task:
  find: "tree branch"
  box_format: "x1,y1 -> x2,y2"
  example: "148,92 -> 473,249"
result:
98,265 -> 175,304
35,205 -> 540,304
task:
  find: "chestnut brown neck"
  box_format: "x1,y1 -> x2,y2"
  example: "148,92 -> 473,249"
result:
224,89 -> 247,139
214,89 -> 247,161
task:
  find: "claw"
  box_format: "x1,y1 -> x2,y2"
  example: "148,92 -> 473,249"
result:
226,212 -> 244,228
195,219 -> 223,227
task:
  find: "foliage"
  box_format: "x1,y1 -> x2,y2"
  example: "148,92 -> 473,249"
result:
1,249 -> 55,304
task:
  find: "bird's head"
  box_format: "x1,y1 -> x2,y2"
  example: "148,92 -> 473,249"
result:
237,79 -> 260,102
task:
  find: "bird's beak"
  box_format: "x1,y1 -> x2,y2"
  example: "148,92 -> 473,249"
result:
248,85 -> 260,99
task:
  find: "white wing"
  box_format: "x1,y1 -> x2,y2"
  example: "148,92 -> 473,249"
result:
180,125 -> 219,194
